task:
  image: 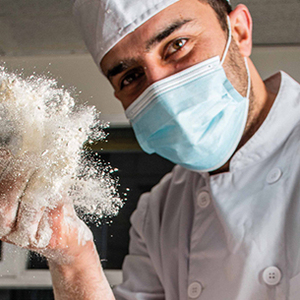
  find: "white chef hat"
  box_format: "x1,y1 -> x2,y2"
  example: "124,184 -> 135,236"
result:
73,0 -> 231,68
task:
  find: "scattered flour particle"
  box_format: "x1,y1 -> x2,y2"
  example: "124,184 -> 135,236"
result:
0,67 -> 123,233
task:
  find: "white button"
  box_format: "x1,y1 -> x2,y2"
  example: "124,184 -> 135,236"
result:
188,282 -> 202,298
197,191 -> 211,208
263,266 -> 282,286
266,168 -> 282,184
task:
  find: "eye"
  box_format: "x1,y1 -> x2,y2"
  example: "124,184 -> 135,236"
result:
165,38 -> 188,59
120,68 -> 144,90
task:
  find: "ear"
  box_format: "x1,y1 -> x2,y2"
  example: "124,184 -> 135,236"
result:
229,4 -> 253,57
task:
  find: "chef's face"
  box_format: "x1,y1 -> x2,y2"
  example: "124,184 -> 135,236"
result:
100,0 -> 251,110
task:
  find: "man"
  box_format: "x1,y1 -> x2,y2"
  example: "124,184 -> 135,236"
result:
0,0 -> 300,299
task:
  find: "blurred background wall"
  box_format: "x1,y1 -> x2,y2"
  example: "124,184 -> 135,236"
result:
0,0 -> 299,126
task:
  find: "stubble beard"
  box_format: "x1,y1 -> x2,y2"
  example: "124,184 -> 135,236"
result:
225,38 -> 257,151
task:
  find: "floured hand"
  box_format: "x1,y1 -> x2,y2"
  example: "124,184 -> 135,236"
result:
0,148 -> 93,265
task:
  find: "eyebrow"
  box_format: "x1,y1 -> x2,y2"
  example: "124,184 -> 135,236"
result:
106,19 -> 193,79
106,58 -> 138,79
145,18 -> 193,51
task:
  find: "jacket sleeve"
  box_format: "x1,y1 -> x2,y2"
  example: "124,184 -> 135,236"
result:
113,192 -> 165,300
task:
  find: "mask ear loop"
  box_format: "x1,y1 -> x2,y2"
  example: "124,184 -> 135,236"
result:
244,57 -> 251,99
220,16 -> 232,65
221,15 -> 251,100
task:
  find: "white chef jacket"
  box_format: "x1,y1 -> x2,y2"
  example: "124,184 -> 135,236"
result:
114,72 -> 300,300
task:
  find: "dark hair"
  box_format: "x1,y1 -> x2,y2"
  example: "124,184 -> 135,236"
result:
199,0 -> 232,32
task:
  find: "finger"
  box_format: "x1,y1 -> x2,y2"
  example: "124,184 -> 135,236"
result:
5,168 -> 52,248
0,155 -> 35,238
34,207 -> 55,248
47,203 -> 93,250
64,203 -> 94,246
32,205 -> 71,264
31,204 -> 92,264
5,201 -> 48,247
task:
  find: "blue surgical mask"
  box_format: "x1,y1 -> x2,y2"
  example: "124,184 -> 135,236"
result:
125,17 -> 251,172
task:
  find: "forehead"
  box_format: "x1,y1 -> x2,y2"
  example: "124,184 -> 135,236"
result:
100,0 -> 219,73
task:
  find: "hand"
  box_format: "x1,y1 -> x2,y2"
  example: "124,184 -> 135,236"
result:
0,148 -> 116,300
0,147 -> 93,264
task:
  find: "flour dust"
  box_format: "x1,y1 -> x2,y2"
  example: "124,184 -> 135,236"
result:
0,66 -> 123,226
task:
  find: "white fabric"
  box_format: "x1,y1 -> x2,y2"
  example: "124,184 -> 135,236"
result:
73,0 -> 179,68
73,0 -> 231,68
114,71 -> 300,299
